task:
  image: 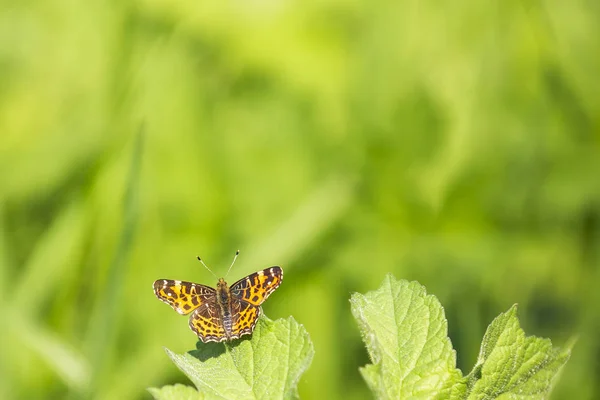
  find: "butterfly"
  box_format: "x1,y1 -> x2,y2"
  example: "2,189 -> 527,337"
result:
153,254 -> 283,343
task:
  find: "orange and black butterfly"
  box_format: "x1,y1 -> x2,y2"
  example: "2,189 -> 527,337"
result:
153,252 -> 283,343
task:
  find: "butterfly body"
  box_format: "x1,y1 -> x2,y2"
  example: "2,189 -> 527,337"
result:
153,267 -> 283,343
215,278 -> 234,340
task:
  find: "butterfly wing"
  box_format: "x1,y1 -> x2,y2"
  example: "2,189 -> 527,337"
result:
153,279 -> 216,315
189,303 -> 227,343
229,300 -> 261,340
229,266 -> 283,306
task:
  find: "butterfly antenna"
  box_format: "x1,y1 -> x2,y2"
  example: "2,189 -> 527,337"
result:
196,256 -> 218,279
225,250 -> 240,278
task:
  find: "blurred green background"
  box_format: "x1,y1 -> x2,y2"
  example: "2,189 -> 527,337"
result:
1,0 -> 599,399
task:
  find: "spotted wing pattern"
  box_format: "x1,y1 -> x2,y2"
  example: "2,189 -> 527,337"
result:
230,300 -> 261,340
229,266 -> 283,306
153,279 -> 216,315
189,303 -> 226,343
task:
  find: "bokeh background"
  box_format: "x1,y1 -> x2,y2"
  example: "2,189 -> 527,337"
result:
1,1 -> 599,399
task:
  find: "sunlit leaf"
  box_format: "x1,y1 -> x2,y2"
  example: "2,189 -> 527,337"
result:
351,275 -> 571,399
465,305 -> 571,399
152,316 -> 313,400
350,275 -> 465,399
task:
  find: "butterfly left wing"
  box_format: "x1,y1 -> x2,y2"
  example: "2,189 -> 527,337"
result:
153,279 -> 216,315
229,266 -> 283,306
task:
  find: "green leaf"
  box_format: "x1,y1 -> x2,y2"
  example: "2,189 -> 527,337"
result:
351,275 -> 572,400
465,305 -> 571,399
350,275 -> 465,399
156,316 -> 313,400
148,384 -> 203,400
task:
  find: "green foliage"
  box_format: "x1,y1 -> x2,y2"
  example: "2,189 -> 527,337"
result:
351,276 -> 465,399
0,0 -> 598,398
151,276 -> 569,400
149,317 -> 314,400
351,275 -> 571,400
465,306 -> 572,399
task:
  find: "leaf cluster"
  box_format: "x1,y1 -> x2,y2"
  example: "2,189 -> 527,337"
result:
150,275 -> 571,399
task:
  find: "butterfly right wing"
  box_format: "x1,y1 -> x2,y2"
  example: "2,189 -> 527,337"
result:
229,300 -> 261,340
153,279 -> 216,315
229,267 -> 283,306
